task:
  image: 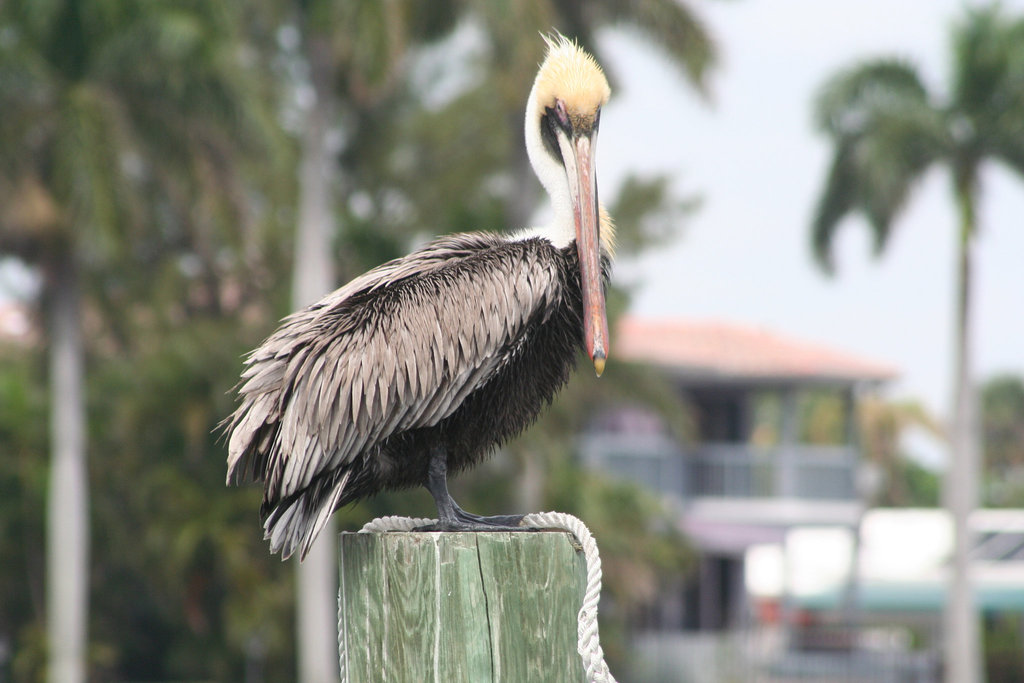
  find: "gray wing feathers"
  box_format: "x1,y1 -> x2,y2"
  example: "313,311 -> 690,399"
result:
264,470 -> 351,560
226,236 -> 562,508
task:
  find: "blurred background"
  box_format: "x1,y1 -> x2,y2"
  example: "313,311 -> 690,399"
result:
1,1 -> 1023,681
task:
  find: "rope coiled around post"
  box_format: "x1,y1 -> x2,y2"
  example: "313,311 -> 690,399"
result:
337,512 -> 616,683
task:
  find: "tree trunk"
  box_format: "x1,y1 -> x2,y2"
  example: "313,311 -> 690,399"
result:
46,248 -> 88,683
944,187 -> 982,683
293,34 -> 340,683
516,447 -> 543,513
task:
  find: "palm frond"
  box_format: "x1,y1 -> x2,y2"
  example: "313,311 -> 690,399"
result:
815,58 -> 930,136
609,174 -> 699,259
811,141 -> 857,274
951,4 -> 1014,120
811,58 -> 949,273
989,128 -> 1024,181
951,6 -> 1024,177
0,20 -> 57,181
52,84 -> 132,257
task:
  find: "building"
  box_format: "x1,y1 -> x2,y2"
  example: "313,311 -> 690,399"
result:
579,316 -> 896,633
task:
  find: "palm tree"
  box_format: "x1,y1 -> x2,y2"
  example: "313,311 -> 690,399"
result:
858,398 -> 944,507
0,2 -> 276,680
809,6 -> 1024,681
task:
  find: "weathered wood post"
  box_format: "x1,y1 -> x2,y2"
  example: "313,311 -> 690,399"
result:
338,531 -> 588,682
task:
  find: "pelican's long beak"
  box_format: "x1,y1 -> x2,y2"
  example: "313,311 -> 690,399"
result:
566,133 -> 608,377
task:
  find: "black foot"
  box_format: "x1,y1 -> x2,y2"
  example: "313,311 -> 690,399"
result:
415,507 -> 528,532
414,520 -> 529,532
418,446 -> 532,532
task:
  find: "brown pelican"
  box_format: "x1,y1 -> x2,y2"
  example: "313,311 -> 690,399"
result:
224,34 -> 613,560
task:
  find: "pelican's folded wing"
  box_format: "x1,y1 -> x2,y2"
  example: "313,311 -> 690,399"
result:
224,234 -> 565,505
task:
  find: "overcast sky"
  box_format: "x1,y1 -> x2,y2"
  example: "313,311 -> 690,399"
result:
598,0 -> 1024,425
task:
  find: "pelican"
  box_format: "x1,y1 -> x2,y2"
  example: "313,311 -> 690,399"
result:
224,34 -> 613,560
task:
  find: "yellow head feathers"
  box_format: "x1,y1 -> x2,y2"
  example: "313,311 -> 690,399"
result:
533,33 -> 611,124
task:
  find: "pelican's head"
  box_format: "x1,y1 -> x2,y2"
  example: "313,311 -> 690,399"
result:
525,33 -> 612,376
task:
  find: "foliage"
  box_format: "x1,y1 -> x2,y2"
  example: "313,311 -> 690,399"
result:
0,348 -> 48,679
0,324 -> 300,680
981,375 -> 1024,474
0,0 -> 285,271
884,456 -> 941,508
0,0 -> 288,679
984,611 -> 1024,683
609,175 -> 701,259
858,397 -> 943,507
798,391 -> 847,445
87,318 -> 299,680
981,374 -> 1024,506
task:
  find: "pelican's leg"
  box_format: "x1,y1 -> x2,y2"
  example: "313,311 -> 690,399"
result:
420,446 -> 527,531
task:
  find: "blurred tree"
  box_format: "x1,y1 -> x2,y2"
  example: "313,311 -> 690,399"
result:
980,375 -> 1024,475
984,612 -> 1024,683
0,1 -> 281,680
808,6 -> 1024,681
798,391 -> 846,445
981,375 -> 1024,506
86,318 -> 298,681
858,397 -> 943,507
0,347 -> 49,680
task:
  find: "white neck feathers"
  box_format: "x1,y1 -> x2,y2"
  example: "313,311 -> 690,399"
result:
515,78 -> 575,248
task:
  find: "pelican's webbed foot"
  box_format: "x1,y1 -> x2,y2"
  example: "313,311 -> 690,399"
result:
418,446 -> 530,532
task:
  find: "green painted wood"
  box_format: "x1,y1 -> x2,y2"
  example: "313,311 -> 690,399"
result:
338,531 -> 587,683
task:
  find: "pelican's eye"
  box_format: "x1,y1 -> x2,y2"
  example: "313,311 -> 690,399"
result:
555,99 -> 570,128
541,100 -> 573,165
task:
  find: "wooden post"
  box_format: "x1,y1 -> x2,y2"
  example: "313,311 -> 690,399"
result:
339,531 -> 587,682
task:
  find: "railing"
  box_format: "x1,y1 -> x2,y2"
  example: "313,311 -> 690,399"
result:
578,432 -> 685,496
628,630 -> 939,683
578,433 -> 858,502
689,443 -> 857,500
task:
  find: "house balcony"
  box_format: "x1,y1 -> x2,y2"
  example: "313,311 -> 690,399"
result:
578,432 -> 860,504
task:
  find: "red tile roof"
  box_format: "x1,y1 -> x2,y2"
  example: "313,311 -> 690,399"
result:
615,316 -> 897,384
0,301 -> 33,345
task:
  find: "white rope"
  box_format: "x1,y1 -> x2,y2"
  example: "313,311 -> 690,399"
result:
521,511 -> 616,683
337,512 -> 616,682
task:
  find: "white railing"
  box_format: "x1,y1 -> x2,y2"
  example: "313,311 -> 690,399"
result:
578,433 -> 858,501
628,630 -> 939,683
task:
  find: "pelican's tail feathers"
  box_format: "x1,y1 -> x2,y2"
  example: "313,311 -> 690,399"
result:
262,470 -> 351,561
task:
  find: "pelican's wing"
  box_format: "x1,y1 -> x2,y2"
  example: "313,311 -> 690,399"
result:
225,234 -> 565,505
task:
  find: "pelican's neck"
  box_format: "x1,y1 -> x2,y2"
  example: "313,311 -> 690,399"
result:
510,206 -> 616,263
510,208 -> 575,248
514,78 -> 578,249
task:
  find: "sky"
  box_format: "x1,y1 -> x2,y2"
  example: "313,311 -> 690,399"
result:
597,0 -> 1024,429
